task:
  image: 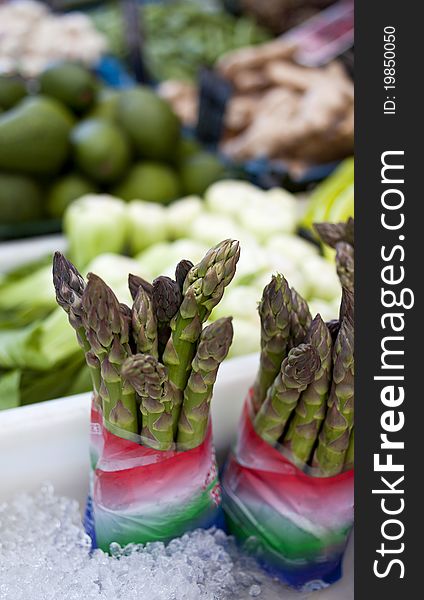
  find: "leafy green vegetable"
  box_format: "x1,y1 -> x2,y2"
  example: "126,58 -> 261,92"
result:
0,352 -> 87,409
0,264 -> 56,328
90,0 -> 271,82
0,370 -> 20,410
0,308 -> 78,371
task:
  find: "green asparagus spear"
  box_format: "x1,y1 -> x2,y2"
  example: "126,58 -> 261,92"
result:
82,273 -> 138,433
251,274 -> 292,413
163,239 -> 239,393
52,252 -> 101,394
254,343 -> 320,444
313,218 -> 354,248
121,354 -> 178,450
153,276 -> 182,357
128,273 -> 153,301
175,259 -> 194,292
290,287 -> 312,347
283,315 -> 332,464
177,317 -> 233,450
182,239 -> 240,307
313,318 -> 354,476
132,286 -> 158,358
344,428 -> 354,471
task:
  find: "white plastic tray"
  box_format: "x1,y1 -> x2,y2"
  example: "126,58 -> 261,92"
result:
0,234 -> 66,273
0,353 -> 353,598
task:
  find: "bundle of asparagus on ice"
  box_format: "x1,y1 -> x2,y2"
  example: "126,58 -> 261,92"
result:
52,239 -> 239,451
252,219 -> 354,477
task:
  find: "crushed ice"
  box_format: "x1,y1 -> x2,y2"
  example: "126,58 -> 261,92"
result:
0,485 -> 304,600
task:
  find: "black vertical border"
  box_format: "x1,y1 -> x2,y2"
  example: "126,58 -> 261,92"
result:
356,1 -> 422,597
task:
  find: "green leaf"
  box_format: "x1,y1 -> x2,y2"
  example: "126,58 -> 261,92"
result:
20,353 -> 86,406
0,323 -> 46,370
0,370 -> 21,410
0,308 -> 80,371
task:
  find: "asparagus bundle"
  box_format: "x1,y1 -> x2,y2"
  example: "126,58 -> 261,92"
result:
251,219 -> 354,476
52,239 -> 238,451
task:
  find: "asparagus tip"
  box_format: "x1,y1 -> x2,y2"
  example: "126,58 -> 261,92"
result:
175,259 -> 194,291
128,273 -> 153,301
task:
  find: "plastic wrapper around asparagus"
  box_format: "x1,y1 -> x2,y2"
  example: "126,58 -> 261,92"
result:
222,392 -> 354,589
85,395 -> 223,551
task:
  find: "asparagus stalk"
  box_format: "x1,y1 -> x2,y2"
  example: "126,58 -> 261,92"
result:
177,317 -> 234,450
120,302 -> 132,324
336,242 -> 354,326
344,428 -> 354,471
175,259 -> 194,292
53,252 -> 85,330
251,274 -> 292,413
153,276 -> 182,357
335,242 -> 354,292
128,273 -> 153,301
52,252 -> 101,394
82,273 -> 138,433
313,218 -> 354,249
163,239 -> 240,397
254,344 -> 320,444
313,318 -> 354,476
340,287 -> 354,326
283,315 -> 332,464
327,319 -> 340,344
122,354 -> 178,450
290,287 -> 312,347
132,286 -> 158,358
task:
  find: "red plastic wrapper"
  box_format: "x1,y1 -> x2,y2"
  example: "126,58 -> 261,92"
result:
222,392 -> 354,590
85,396 -> 224,551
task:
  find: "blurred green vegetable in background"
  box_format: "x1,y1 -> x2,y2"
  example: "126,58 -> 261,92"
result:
64,194 -> 128,270
90,0 -> 271,82
302,158 -> 354,231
